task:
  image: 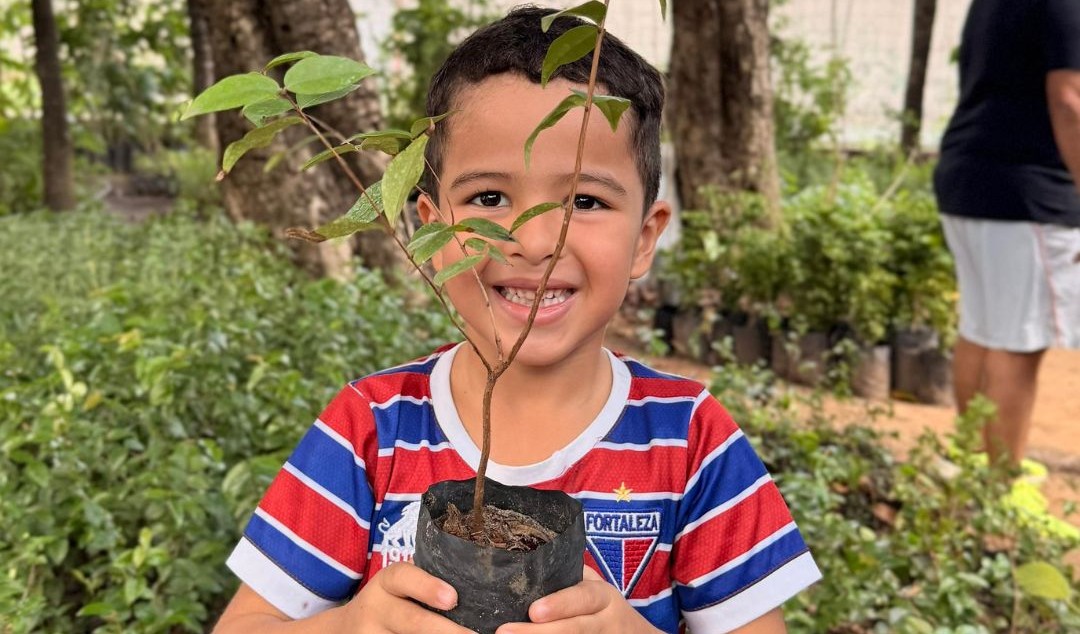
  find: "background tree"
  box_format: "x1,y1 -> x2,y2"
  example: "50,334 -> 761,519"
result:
669,0 -> 780,221
187,0 -> 217,154
30,0 -> 73,211
900,0 -> 937,155
202,0 -> 398,276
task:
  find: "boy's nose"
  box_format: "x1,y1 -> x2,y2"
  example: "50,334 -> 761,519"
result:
506,202 -> 564,265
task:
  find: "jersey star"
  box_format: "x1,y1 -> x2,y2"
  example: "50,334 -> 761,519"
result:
614,482 -> 633,502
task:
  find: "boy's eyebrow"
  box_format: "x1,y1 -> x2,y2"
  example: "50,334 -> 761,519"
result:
449,171 -> 512,189
448,170 -> 628,198
559,172 -> 628,198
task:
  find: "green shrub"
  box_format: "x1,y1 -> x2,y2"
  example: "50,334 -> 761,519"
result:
782,171 -> 898,344
0,208 -> 452,633
712,360 -> 1080,633
660,188 -> 787,317
0,117 -> 43,215
885,190 -> 957,346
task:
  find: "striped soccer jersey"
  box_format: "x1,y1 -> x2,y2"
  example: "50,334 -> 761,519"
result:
227,343 -> 821,633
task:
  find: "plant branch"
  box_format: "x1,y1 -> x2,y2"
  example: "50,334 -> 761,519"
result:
289,97 -> 486,367
471,0 -> 611,525
421,163 -> 505,362
504,3 -> 609,369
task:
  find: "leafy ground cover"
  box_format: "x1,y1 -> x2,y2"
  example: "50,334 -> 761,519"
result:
0,207 -> 452,632
3,208 -> 1078,633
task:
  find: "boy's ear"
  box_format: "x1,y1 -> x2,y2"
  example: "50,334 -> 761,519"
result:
416,192 -> 438,224
630,200 -> 672,280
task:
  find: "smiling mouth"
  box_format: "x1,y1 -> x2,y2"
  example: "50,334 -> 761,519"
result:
496,286 -> 575,308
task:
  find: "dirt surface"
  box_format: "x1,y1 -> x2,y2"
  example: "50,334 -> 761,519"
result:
605,323 -> 1080,544
99,175 -> 174,222
439,503 -> 555,551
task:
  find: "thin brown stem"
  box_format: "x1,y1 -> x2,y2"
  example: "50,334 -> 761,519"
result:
421,163 -> 505,361
288,97 -> 486,367
304,112 -> 352,145
470,1 -> 611,525
505,5 -> 608,368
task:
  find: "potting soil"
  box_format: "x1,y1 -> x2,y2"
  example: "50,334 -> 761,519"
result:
438,503 -> 556,551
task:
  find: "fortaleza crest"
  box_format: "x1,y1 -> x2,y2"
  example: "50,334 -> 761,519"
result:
584,509 -> 661,596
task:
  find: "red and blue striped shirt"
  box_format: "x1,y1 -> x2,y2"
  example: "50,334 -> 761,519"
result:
227,344 -> 821,632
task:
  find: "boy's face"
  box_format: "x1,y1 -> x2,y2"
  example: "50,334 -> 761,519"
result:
418,74 -> 670,369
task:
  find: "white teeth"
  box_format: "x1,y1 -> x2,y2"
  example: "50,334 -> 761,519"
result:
498,286 -> 572,307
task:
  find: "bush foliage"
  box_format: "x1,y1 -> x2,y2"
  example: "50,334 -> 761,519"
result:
713,356 -> 1080,633
0,208 -> 452,632
2,210 -> 1075,633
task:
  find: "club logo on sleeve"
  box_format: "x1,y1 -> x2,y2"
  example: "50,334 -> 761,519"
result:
378,500 -> 421,566
584,509 -> 661,596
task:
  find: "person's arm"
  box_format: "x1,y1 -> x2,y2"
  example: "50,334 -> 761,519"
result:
1047,69 -> 1080,194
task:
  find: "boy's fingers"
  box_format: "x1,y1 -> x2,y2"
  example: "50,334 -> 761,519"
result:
378,562 -> 458,610
391,604 -> 478,634
582,564 -> 603,581
527,580 -> 609,623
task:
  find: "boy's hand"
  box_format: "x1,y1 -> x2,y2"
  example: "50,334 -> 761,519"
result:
342,562 -> 475,633
494,566 -> 661,634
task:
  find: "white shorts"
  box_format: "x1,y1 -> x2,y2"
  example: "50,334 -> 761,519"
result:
941,215 -> 1080,352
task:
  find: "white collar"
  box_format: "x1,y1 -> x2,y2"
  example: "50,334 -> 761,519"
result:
429,343 -> 631,486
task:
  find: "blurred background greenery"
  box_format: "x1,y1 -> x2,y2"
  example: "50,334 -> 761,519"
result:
2,0 -> 1078,632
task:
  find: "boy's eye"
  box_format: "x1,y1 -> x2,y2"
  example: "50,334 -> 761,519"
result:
572,195 -> 606,211
468,191 -> 509,207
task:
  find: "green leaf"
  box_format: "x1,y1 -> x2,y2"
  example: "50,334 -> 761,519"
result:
524,93 -> 585,167
406,221 -> 454,264
182,73 -> 280,120
541,25 -> 597,87
409,112 -> 452,138
382,135 -> 429,227
511,202 -> 563,233
351,129 -> 413,155
77,602 -> 115,618
296,84 -> 362,110
221,116 -> 304,174
264,50 -> 317,72
312,182 -> 385,240
463,237 -> 489,253
486,244 -> 509,265
541,1 -> 607,31
242,97 -> 293,126
571,89 -> 631,132
302,143 -> 357,171
1015,561 -> 1072,601
659,0 -> 667,20
284,55 -> 376,95
458,218 -> 514,242
434,254 -> 484,286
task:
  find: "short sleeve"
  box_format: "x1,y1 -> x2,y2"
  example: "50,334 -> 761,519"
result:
671,395 -> 821,633
1045,0 -> 1080,71
226,384 -> 380,619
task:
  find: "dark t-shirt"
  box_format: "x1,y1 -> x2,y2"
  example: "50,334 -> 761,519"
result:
934,0 -> 1080,227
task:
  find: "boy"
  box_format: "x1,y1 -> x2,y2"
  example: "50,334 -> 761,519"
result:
214,7 -> 820,633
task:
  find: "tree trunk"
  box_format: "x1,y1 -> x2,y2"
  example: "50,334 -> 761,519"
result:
202,0 -> 400,277
901,0 -> 937,155
31,0 -> 75,211
669,0 -> 779,222
187,0 -> 218,154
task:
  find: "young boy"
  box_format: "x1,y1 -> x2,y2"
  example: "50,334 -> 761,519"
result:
214,7 -> 820,633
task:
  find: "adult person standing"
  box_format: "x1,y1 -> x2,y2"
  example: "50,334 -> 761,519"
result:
935,0 -> 1080,468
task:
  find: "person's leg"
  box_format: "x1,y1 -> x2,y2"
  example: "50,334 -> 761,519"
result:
980,348 -> 1046,467
952,335 -> 987,412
